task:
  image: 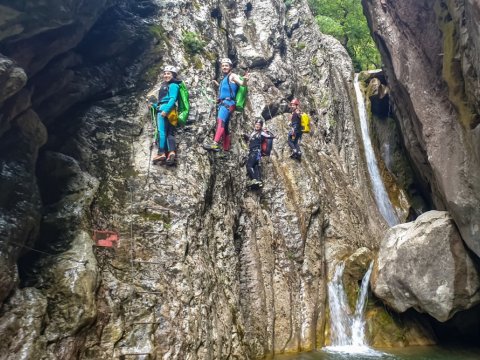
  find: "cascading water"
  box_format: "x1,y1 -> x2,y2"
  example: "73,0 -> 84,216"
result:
326,262 -> 376,354
354,73 -> 399,227
351,262 -> 374,346
327,262 -> 352,346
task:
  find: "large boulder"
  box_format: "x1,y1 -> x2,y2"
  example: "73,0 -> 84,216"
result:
372,211 -> 480,322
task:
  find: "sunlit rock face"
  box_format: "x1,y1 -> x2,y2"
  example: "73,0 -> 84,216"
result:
0,0 -> 437,358
362,0 -> 480,257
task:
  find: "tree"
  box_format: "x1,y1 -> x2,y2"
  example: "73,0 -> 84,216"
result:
307,0 -> 381,71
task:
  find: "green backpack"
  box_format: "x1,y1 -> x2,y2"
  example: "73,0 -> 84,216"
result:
235,76 -> 248,112
177,81 -> 190,126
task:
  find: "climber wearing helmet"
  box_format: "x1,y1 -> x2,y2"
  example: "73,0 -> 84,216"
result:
288,98 -> 302,159
244,118 -> 272,189
203,57 -> 248,152
153,65 -> 180,165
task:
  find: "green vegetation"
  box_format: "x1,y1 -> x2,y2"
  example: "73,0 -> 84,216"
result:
149,24 -> 166,41
307,0 -> 381,71
182,31 -> 205,55
296,42 -> 306,50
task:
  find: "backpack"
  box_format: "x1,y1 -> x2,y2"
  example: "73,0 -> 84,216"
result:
261,130 -> 275,156
153,81 -> 190,126
235,76 -> 248,112
301,112 -> 311,133
177,81 -> 190,126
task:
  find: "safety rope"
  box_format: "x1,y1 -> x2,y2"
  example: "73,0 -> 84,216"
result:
128,121 -> 136,285
266,102 -> 274,121
5,239 -> 87,264
145,104 -> 157,188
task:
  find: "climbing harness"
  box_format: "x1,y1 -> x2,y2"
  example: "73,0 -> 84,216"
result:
145,103 -> 157,186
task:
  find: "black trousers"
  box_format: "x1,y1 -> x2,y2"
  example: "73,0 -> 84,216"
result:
246,150 -> 261,181
288,132 -> 302,153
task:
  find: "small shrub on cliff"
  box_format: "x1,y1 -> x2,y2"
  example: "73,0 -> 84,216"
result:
182,31 -> 205,55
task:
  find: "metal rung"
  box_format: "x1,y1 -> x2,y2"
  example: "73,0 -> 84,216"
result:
132,260 -> 163,265
119,353 -> 152,356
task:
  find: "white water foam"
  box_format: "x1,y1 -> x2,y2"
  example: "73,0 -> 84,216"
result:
354,73 -> 399,227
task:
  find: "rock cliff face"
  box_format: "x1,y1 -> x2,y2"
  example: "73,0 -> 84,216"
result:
0,0 -> 399,358
361,0 -> 480,257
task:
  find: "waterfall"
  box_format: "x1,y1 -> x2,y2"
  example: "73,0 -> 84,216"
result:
326,262 -> 375,352
351,262 -> 374,346
354,73 -> 399,227
327,262 -> 352,346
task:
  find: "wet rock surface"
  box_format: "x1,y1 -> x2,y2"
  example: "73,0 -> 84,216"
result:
360,72 -> 430,221
371,211 -> 480,322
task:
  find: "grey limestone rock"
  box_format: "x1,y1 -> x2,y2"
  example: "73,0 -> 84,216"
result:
372,210 -> 480,322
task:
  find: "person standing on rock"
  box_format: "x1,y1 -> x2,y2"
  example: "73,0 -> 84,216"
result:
244,119 -> 273,189
153,65 -> 180,165
203,57 -> 247,152
287,98 -> 302,159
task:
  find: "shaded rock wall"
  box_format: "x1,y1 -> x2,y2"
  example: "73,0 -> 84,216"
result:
0,0 -> 158,358
0,0 -> 155,300
361,0 -> 480,257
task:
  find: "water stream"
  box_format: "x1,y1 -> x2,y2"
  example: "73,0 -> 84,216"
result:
353,73 -> 399,227
325,262 -> 376,355
272,75 -> 480,360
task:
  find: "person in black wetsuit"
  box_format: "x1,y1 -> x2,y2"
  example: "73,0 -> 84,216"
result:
287,98 -> 302,159
245,119 -> 272,188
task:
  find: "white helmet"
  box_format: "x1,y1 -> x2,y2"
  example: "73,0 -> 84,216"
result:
220,58 -> 233,66
164,65 -> 178,74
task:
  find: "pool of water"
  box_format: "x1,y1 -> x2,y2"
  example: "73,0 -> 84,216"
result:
275,346 -> 480,360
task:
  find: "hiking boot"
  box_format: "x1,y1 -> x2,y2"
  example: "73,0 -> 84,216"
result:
290,150 -> 302,159
253,179 -> 263,187
247,179 -> 262,188
153,153 -> 166,164
202,139 -> 221,152
166,151 -> 176,165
